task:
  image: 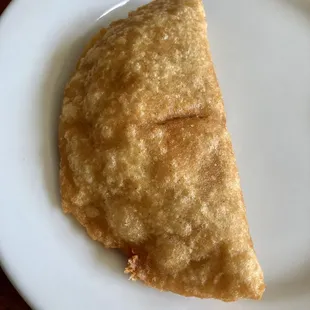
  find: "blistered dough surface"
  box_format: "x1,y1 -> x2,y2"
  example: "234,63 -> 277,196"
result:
59,0 -> 265,301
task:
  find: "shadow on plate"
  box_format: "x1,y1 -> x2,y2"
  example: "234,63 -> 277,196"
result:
280,0 -> 310,21
264,260 -> 310,302
38,1 -> 143,277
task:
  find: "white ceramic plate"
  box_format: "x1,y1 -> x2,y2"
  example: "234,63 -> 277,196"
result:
1,0 -> 310,309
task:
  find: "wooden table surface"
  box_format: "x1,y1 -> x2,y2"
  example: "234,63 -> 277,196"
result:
0,268 -> 31,310
0,0 -> 10,16
0,3 -> 31,310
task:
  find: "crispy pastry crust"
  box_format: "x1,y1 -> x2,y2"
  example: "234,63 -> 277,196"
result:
59,0 -> 265,301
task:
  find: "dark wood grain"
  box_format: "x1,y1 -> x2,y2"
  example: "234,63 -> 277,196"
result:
1,2 -> 31,308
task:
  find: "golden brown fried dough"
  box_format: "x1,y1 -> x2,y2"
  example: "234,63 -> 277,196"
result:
59,0 -> 265,301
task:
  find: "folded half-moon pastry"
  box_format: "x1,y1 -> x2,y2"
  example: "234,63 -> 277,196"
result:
59,0 -> 265,301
